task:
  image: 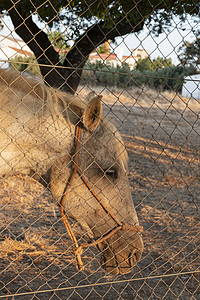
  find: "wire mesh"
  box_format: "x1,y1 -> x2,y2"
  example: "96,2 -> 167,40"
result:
0,0 -> 199,299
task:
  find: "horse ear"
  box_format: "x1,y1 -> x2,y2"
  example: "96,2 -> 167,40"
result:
83,95 -> 103,132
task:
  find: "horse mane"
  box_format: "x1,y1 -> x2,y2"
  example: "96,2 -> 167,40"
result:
0,68 -> 128,169
0,68 -> 86,110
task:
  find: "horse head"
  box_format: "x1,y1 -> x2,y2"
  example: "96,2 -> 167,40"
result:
50,95 -> 143,275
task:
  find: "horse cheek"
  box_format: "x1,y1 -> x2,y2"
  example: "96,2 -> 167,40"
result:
50,163 -> 71,204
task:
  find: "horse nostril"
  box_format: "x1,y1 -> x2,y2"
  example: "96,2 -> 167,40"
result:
128,250 -> 141,266
128,252 -> 136,266
135,250 -> 142,262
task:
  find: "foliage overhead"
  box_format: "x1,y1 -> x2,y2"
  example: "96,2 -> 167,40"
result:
1,0 -> 199,35
47,30 -> 69,50
0,0 -> 199,92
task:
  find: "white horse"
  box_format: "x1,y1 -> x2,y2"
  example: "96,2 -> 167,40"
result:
0,69 -> 143,275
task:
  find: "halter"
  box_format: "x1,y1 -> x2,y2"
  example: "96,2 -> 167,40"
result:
60,122 -> 143,271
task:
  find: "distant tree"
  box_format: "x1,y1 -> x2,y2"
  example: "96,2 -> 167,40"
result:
135,58 -> 153,71
47,30 -> 69,50
136,56 -> 173,71
9,55 -> 40,75
81,61 -> 196,91
0,0 -> 199,93
47,30 -> 71,64
152,57 -> 173,69
178,33 -> 200,69
96,41 -> 111,54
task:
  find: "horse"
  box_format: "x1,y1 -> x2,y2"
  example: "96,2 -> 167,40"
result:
0,68 -> 143,275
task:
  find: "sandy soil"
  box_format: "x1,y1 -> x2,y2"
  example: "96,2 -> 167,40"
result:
0,87 -> 199,299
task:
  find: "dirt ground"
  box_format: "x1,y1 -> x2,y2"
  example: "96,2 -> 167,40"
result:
0,87 -> 199,299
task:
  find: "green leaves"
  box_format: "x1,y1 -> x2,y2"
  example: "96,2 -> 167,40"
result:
2,0 -> 199,38
178,34 -> 200,67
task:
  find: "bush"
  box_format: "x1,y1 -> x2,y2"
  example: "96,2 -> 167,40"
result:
9,55 -> 40,75
9,56 -> 197,92
81,62 -> 197,92
144,65 -> 197,92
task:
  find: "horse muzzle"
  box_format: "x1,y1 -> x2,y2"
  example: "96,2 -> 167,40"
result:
97,231 -> 143,275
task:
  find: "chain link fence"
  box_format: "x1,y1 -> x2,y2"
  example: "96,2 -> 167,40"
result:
0,1 -> 199,299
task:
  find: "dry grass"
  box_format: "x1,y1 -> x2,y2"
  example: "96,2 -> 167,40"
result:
78,85 -> 200,111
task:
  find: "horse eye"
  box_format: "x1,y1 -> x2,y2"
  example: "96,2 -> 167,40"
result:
105,168 -> 117,178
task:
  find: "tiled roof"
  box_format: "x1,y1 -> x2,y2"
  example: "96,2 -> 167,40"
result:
0,34 -> 23,43
9,46 -> 32,57
90,53 -> 128,61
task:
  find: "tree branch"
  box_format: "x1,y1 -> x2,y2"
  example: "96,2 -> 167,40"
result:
65,18 -> 145,90
8,3 -> 145,93
8,6 -> 69,87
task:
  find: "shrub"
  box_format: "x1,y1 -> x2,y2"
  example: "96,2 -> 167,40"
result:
9,55 -> 40,75
81,62 -> 197,92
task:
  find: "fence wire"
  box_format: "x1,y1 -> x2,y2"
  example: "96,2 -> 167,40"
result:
0,0 -> 199,299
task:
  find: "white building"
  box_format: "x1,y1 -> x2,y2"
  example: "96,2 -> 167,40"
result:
125,49 -> 148,69
182,74 -> 200,99
0,34 -> 32,68
89,48 -> 148,70
0,35 -> 148,71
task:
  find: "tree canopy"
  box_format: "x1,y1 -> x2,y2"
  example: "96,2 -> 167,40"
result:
178,33 -> 200,69
136,57 -> 173,71
0,0 -> 199,93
